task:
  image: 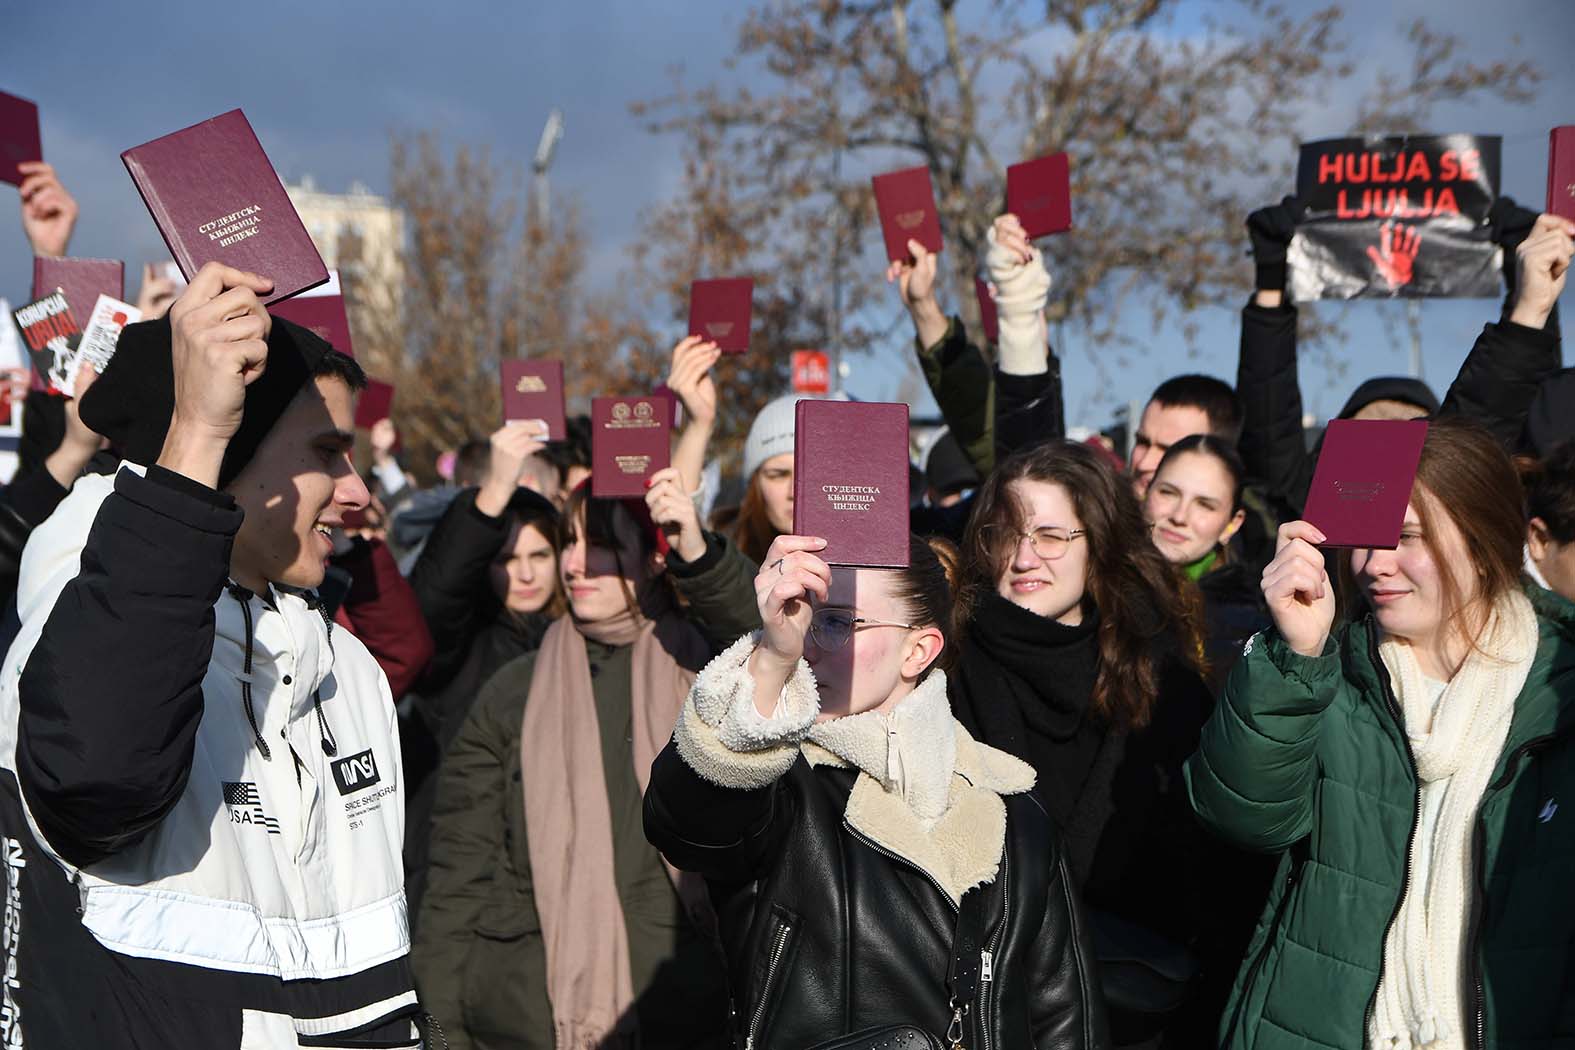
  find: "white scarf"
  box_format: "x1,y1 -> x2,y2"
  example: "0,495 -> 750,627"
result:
1368,590 -> 1539,1050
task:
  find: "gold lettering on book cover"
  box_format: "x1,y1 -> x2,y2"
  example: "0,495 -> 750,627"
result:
604,401 -> 661,430
822,484 -> 881,513
515,375 -> 548,393
615,454 -> 652,476
895,210 -> 925,230
196,203 -> 266,248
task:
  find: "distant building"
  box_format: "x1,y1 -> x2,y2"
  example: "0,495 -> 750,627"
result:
285,176 -> 405,323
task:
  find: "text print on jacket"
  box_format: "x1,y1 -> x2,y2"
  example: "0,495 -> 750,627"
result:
0,466 -> 417,1048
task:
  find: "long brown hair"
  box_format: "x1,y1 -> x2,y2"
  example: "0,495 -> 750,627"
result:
730,466 -> 782,565
1338,417 -> 1528,650
961,440 -> 1204,730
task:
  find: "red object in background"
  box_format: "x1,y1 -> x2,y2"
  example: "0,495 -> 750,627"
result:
974,278 -> 999,345
872,165 -> 943,264
687,278 -> 754,353
1006,153 -> 1073,239
1302,418 -> 1429,550
791,350 -> 830,394
31,258 -> 124,328
270,283 -> 354,358
354,379 -> 395,429
0,91 -> 41,186
1547,126 -> 1575,224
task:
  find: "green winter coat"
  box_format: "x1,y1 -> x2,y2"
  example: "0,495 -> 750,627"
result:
1184,585 -> 1575,1050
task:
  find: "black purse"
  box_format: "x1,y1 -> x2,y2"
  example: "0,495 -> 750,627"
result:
800,873 -> 999,1050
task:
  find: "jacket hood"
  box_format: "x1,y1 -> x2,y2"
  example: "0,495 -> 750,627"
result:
1337,376 -> 1439,420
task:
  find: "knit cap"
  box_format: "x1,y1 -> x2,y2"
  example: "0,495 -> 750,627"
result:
744,394 -> 799,480
79,311 -> 353,489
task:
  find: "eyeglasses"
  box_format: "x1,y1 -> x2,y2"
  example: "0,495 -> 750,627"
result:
977,524 -> 1087,562
808,608 -> 918,650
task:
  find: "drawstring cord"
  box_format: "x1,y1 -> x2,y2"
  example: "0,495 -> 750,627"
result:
308,596 -> 339,757
226,584 -> 342,759
226,583 -> 272,761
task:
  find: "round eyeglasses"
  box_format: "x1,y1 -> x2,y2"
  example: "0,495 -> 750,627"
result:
808,608 -> 918,650
976,524 -> 1087,562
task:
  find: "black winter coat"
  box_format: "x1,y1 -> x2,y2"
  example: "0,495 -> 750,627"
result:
644,746 -> 1108,1050
1236,298 -> 1563,519
1196,560 -> 1271,693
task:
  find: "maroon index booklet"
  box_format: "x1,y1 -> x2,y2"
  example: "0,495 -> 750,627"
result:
501,359 -> 567,439
32,258 -> 124,328
0,91 -> 40,186
1006,153 -> 1073,239
269,271 -> 353,357
121,109 -> 328,305
1303,418 -> 1429,549
591,395 -> 671,498
793,400 -> 910,568
687,277 -> 754,353
354,379 -> 395,430
872,165 -> 943,264
1547,126 -> 1575,224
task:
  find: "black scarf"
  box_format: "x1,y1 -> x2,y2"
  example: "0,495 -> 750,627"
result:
951,593 -> 1126,884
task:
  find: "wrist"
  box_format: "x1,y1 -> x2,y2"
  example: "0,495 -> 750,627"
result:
156,418 -> 231,489
43,443 -> 94,490
1254,288 -> 1285,309
909,296 -> 945,327
675,526 -> 707,564
474,478 -> 514,518
1508,299 -> 1553,330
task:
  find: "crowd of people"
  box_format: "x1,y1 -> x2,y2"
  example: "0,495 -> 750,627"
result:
0,150 -> 1573,1050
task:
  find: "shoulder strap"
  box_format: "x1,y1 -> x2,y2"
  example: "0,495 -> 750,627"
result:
945,854 -> 1006,1046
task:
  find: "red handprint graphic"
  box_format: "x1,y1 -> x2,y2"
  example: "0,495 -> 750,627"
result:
1367,221 -> 1420,290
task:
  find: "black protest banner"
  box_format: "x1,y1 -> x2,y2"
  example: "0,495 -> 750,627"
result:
1288,134 -> 1501,300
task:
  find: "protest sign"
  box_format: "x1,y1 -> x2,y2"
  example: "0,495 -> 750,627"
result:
1288,134 -> 1501,300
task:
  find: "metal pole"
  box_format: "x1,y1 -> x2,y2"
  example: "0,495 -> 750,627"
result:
531,109 -> 565,230
1406,297 -> 1423,380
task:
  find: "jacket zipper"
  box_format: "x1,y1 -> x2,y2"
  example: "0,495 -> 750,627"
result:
1363,622 -> 1423,1039
977,846 -> 1008,1050
843,820 -> 961,914
744,918 -> 794,1050
1463,731 -> 1564,1050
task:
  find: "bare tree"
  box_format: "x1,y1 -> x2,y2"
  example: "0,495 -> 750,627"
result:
635,0 -> 1540,394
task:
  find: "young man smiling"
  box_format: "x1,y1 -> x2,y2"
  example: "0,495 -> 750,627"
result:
0,263 -> 422,1047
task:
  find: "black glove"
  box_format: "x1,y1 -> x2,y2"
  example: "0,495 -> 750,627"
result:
1245,196 -> 1305,292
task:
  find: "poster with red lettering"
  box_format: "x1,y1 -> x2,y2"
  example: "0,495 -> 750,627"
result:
1288,134 -> 1501,300
791,350 -> 830,394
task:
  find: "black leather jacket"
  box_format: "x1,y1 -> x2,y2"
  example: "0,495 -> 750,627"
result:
644,744 -> 1109,1050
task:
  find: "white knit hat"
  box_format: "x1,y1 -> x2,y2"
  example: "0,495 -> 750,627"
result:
744,394 -> 800,480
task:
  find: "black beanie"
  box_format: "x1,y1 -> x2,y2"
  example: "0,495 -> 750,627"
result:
924,429 -> 980,497
79,311 -> 341,489
1336,376 -> 1439,421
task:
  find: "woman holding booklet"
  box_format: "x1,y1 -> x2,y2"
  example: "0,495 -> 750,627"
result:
1186,418 -> 1575,1049
413,476 -> 760,1050
643,531 -> 1107,1049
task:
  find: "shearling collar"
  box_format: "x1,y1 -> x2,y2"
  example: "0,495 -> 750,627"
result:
805,671 -> 1036,903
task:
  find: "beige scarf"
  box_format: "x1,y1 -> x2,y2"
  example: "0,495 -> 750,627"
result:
1368,590 -> 1538,1050
520,587 -> 713,1050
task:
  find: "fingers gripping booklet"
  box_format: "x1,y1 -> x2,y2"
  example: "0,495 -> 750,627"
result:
792,400 -> 910,568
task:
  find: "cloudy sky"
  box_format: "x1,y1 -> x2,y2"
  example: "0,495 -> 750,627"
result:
3,0 -> 1570,431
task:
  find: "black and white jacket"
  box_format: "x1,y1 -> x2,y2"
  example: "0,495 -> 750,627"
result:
0,465 -> 418,1048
